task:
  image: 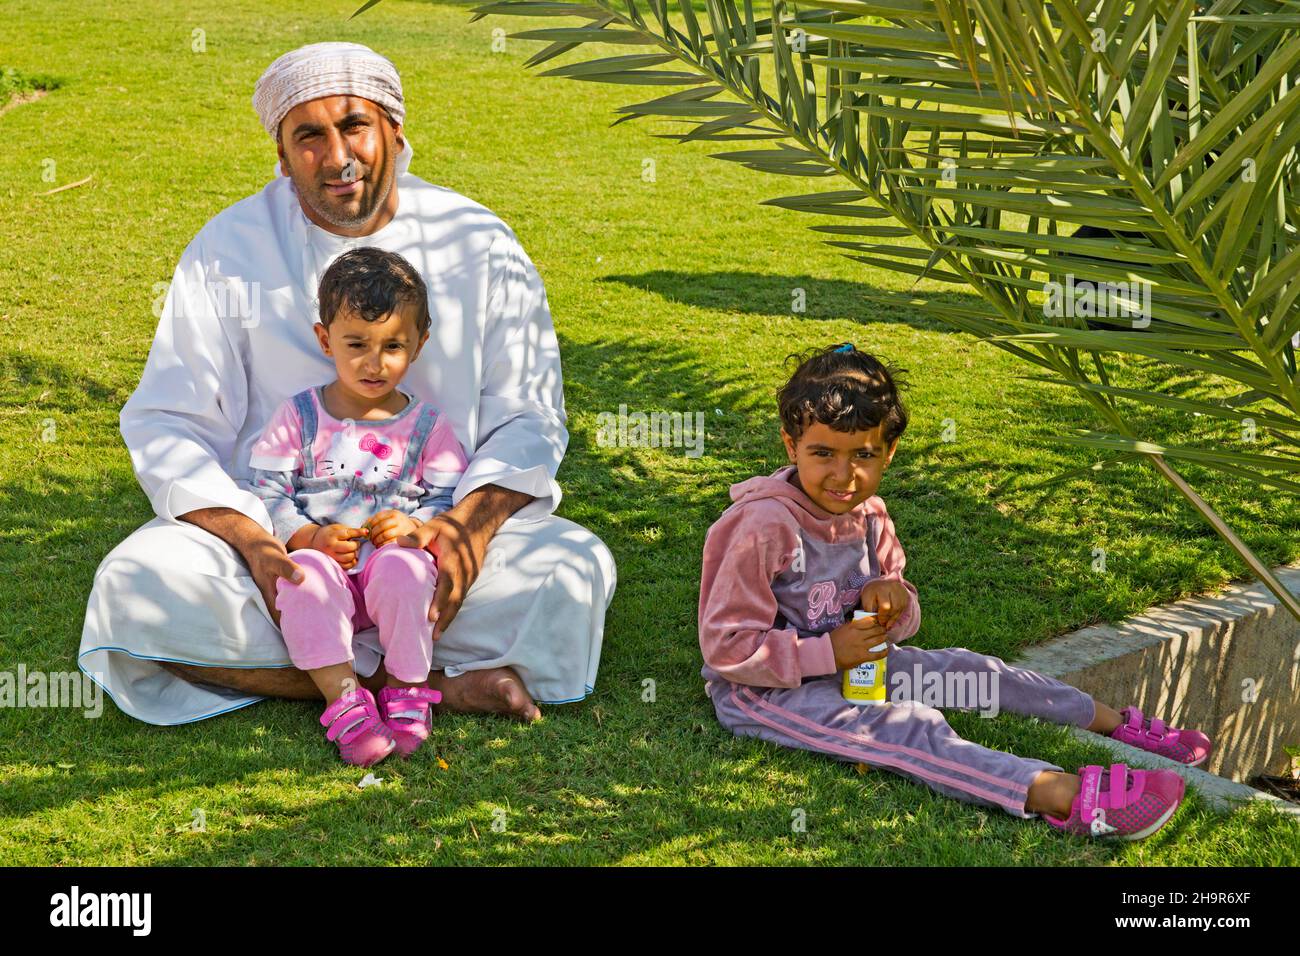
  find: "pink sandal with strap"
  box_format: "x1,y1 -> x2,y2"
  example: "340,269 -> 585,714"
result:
1110,706 -> 1212,766
378,686 -> 443,758
319,688 -> 396,767
1043,763 -> 1185,840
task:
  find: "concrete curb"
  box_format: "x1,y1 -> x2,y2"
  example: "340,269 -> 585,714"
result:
1015,562 -> 1300,783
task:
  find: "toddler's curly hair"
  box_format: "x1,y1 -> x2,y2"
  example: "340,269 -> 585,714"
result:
777,343 -> 909,445
317,246 -> 431,336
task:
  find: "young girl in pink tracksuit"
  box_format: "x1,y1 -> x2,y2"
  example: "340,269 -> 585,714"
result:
698,343 -> 1213,840
249,247 -> 469,768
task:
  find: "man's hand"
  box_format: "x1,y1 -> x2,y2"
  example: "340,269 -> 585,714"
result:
829,612 -> 890,670
398,485 -> 533,637
243,535 -> 306,627
364,510 -> 420,549
402,511 -> 476,639
311,523 -> 367,571
860,579 -> 911,630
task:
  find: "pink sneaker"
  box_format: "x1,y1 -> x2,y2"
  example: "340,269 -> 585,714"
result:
1044,763 -> 1185,840
378,686 -> 443,758
1110,706 -> 1212,767
319,688 -> 396,767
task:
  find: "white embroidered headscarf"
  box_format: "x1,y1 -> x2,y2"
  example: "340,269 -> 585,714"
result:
252,41 -> 413,179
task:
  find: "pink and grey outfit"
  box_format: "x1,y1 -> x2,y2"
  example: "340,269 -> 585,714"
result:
248,386 -> 469,681
698,466 -> 1098,819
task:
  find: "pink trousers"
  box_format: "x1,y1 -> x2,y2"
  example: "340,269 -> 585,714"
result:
707,644 -> 1097,819
274,544 -> 438,684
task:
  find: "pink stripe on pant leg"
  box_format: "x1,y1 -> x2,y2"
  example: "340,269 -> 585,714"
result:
727,688 -> 1031,816
275,549 -> 358,671
740,686 -> 1029,795
360,544 -> 438,683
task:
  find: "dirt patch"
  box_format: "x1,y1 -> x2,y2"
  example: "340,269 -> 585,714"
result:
0,88 -> 47,117
1248,759 -> 1300,806
1250,775 -> 1300,805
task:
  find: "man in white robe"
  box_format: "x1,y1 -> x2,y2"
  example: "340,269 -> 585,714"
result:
78,42 -> 616,725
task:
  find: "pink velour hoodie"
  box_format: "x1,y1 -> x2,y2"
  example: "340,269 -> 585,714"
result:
698,465 -> 921,689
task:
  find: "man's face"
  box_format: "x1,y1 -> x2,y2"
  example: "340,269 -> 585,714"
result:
313,301 -> 428,403
782,420 -> 898,515
277,95 -> 400,232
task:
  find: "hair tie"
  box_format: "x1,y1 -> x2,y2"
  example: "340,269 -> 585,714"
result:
833,343 -> 855,353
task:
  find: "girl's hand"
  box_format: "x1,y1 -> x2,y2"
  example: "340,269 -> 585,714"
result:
311,523 -> 367,571
365,510 -> 420,548
829,613 -> 890,670
860,579 -> 911,630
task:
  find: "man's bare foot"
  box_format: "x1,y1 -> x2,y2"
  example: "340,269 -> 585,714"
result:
427,667 -> 541,723
163,660 -> 541,722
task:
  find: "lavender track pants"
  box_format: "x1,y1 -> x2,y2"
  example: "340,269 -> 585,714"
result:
274,544 -> 438,684
707,644 -> 1097,818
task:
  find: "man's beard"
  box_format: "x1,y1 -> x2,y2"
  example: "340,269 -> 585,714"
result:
290,149 -> 395,229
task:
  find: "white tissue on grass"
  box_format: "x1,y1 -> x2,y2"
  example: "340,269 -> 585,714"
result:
357,772 -> 383,789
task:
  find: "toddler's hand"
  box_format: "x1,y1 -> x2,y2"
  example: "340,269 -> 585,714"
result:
365,510 -> 420,548
860,579 -> 911,630
311,523 -> 367,571
829,613 -> 889,670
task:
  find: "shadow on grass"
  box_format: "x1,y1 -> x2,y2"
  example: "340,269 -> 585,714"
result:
0,350 -> 124,410
600,270 -> 957,332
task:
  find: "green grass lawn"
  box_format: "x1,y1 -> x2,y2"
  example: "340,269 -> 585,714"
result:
1,0 -> 1298,865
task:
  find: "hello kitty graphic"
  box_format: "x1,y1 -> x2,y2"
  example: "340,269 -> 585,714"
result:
319,429 -> 402,487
